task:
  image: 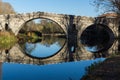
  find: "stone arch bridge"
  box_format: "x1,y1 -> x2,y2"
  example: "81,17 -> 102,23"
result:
0,12 -> 119,65
0,11 -> 119,38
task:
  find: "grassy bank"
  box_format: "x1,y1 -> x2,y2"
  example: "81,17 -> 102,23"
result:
0,31 -> 17,49
81,55 -> 120,80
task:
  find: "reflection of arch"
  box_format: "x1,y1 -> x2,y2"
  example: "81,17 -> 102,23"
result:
18,17 -> 67,36
80,23 -> 115,53
20,40 -> 67,59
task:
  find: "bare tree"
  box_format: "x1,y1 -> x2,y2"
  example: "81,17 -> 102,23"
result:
0,0 -> 2,14
0,1 -> 15,14
91,0 -> 120,14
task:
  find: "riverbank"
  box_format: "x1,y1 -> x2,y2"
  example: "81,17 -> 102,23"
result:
81,55 -> 120,80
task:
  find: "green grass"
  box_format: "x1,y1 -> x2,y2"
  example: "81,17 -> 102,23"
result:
0,32 -> 17,49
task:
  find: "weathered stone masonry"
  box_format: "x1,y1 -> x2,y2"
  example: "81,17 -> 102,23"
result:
0,11 -> 119,64
0,12 -> 119,38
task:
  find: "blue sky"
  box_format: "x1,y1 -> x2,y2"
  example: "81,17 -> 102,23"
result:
3,0 -> 100,17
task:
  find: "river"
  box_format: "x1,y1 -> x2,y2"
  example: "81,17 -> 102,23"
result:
0,34 -> 117,80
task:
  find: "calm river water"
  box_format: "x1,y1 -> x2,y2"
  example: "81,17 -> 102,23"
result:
0,35 -> 116,80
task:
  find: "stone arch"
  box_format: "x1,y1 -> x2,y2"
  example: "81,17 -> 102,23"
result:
18,17 -> 66,35
76,16 -> 94,39
78,23 -> 93,39
14,12 -> 68,35
95,17 -> 119,38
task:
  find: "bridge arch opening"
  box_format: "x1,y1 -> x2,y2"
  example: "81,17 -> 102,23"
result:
18,17 -> 66,36
17,18 -> 67,59
80,24 -> 114,53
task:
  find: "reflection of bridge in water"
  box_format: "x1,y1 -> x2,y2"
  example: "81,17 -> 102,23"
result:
0,39 -> 118,65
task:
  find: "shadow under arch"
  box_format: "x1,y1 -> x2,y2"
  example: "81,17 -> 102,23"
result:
80,23 -> 115,53
17,17 -> 67,36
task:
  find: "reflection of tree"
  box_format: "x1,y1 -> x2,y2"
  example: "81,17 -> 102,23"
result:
25,43 -> 36,54
19,36 -> 66,54
23,35 -> 65,47
41,35 -> 65,47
